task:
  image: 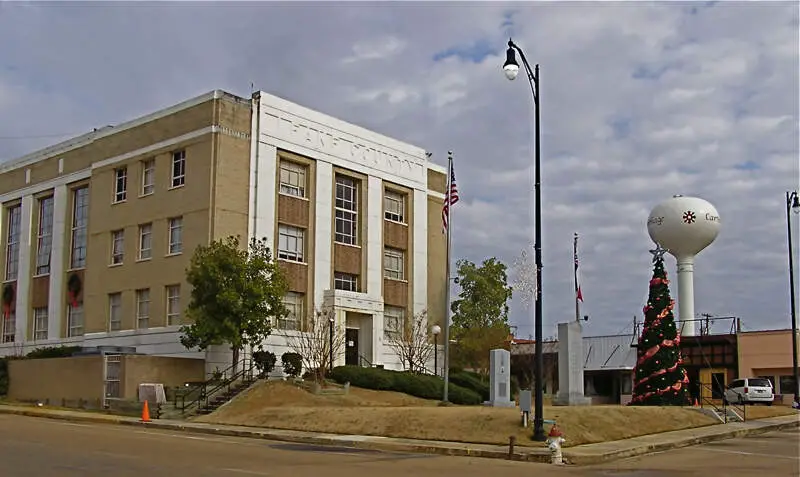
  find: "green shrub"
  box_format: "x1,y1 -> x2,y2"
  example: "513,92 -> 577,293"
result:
252,350 -> 276,376
330,365 -> 482,405
449,371 -> 490,401
281,352 -> 303,377
26,345 -> 82,359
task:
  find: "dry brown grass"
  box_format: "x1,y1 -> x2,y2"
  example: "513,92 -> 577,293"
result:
737,405 -> 796,420
196,381 -> 733,447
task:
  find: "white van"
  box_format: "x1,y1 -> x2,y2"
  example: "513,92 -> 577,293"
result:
724,378 -> 774,405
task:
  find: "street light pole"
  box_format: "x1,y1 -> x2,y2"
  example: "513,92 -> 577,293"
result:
503,38 -> 546,441
432,325 -> 442,376
329,315 -> 335,375
785,190 -> 800,405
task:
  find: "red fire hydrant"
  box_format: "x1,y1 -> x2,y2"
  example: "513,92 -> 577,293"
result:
545,425 -> 566,465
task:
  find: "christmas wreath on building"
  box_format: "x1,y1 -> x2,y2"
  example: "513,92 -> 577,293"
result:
67,273 -> 82,307
2,284 -> 14,318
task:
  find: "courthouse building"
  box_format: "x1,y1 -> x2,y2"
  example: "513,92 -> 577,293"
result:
0,90 -> 448,371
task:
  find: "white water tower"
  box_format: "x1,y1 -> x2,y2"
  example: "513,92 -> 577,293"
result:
647,195 -> 721,337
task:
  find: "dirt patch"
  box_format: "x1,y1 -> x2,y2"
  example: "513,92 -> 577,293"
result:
196,381 -> 723,447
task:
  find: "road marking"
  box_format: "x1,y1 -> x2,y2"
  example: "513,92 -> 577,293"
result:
701,447 -> 800,460
220,469 -> 270,475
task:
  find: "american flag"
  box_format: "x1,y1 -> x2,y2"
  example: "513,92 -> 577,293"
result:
441,161 -> 459,234
574,249 -> 584,302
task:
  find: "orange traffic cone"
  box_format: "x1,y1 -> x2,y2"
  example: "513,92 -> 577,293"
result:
693,398 -> 699,407
140,400 -> 151,422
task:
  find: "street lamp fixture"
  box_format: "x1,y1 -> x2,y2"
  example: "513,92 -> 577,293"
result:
502,38 -> 546,442
431,325 -> 442,377
785,190 -> 800,405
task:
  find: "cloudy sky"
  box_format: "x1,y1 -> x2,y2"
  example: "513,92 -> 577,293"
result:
0,1 -> 798,339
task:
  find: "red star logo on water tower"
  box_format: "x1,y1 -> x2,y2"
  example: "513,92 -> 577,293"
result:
682,211 -> 696,224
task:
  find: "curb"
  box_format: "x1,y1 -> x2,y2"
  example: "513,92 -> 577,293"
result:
2,406 -> 797,466
562,418 -> 800,465
0,407 -> 550,462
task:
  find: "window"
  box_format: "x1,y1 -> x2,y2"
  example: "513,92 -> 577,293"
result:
334,175 -> 358,245
113,167 -> 127,203
279,292 -> 303,331
108,293 -> 122,331
5,205 -> 21,280
166,285 -> 180,326
779,375 -> 797,395
279,162 -> 306,197
384,248 -> 405,280
136,289 -> 150,329
278,225 -> 304,262
141,159 -> 155,195
384,306 -> 405,341
384,191 -> 405,223
36,197 -> 54,275
70,187 -> 89,269
168,217 -> 183,254
334,272 -> 358,292
33,307 -> 48,341
1,310 -> 15,343
67,304 -> 84,337
138,223 -> 152,260
748,378 -> 772,388
757,376 -> 775,388
110,230 -> 124,265
171,150 -> 185,188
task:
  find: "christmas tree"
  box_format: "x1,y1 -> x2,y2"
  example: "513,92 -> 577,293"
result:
629,245 -> 690,406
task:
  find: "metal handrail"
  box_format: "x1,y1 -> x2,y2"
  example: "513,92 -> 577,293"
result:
179,357 -> 255,414
698,382 -> 747,423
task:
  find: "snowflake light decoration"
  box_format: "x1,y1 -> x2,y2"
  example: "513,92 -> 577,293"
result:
511,243 -> 537,308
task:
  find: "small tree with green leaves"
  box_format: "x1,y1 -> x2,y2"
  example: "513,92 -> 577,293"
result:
180,236 -> 289,372
450,258 -> 513,374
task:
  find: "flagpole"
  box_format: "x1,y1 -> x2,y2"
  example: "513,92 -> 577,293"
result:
442,151 -> 454,403
574,232 -> 580,322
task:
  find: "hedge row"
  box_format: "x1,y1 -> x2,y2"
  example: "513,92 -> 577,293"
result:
329,365 -> 482,405
448,370 -> 490,401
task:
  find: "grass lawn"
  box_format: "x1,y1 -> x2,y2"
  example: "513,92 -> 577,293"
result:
194,381 -> 797,447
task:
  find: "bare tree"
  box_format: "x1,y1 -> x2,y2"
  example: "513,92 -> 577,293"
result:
286,306 -> 346,383
387,309 -> 434,374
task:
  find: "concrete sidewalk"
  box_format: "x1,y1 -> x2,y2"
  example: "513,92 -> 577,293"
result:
0,403 -> 797,465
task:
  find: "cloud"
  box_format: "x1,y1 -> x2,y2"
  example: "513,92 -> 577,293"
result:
0,2 -> 797,338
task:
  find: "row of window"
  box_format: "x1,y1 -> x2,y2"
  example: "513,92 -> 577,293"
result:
111,217 -> 183,265
0,285 -> 182,342
280,161 -> 409,246
108,285 -> 181,331
4,186 -> 86,281
0,290 -> 406,343
3,188 -> 183,284
278,223 -> 405,278
113,150 -> 185,204
1,306 -> 77,342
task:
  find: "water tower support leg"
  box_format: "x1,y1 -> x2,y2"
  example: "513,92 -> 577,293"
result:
677,257 -> 696,337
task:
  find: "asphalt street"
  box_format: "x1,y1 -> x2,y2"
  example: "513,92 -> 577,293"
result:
0,414 -> 797,476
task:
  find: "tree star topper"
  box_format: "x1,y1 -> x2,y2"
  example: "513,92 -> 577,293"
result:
649,244 -> 668,263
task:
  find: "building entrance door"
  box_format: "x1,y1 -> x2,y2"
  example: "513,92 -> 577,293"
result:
699,368 -> 728,400
345,329 -> 359,366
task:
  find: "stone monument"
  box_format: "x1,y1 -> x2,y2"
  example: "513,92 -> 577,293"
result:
553,321 -> 592,406
485,348 -> 515,407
